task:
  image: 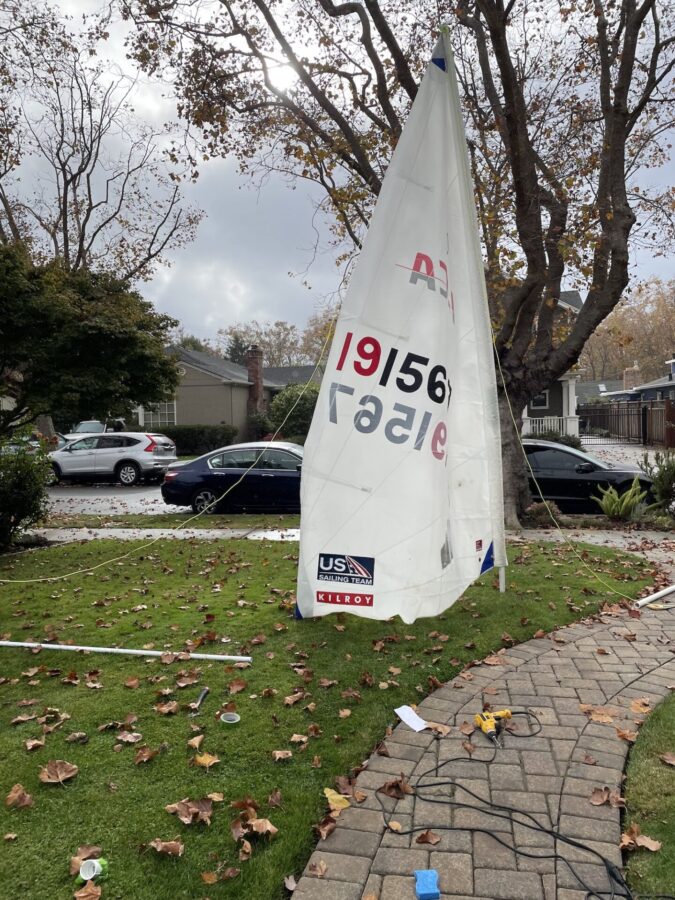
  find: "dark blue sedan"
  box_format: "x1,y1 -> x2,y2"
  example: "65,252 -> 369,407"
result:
161,441 -> 303,513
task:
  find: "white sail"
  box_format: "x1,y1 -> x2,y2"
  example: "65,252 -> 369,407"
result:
296,34 -> 506,624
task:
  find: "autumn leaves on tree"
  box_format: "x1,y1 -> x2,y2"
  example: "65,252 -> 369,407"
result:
123,0 -> 674,522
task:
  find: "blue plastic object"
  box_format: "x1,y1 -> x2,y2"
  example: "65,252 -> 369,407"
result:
414,869 -> 440,900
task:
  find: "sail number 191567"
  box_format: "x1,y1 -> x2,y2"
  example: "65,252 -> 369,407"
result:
329,382 -> 447,460
336,332 -> 452,407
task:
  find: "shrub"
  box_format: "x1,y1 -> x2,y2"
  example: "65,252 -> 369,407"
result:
160,425 -> 237,457
0,435 -> 51,548
592,476 -> 650,521
522,500 -> 564,526
534,430 -> 583,450
247,411 -> 274,440
638,449 -> 675,514
269,383 -> 320,439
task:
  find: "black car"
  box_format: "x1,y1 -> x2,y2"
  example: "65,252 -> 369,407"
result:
524,439 -> 653,514
161,441 -> 303,513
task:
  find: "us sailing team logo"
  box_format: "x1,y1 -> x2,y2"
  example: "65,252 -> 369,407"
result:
316,555 -> 375,607
317,554 -> 375,585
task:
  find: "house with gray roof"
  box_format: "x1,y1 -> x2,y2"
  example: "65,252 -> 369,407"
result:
137,347 -> 284,440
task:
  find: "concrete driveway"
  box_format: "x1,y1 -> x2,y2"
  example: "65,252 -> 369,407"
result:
47,483 -> 187,516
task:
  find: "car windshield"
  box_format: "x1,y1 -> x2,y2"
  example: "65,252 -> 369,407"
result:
73,421 -> 104,433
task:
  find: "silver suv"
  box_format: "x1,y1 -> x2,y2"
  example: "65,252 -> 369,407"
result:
50,433 -> 177,486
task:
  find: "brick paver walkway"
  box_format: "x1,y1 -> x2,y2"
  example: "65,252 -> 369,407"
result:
292,598 -> 675,899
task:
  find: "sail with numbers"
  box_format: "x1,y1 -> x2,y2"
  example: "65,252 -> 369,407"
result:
296,33 -> 506,624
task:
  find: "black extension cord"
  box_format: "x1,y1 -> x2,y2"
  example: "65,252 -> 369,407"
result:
374,710 -> 675,900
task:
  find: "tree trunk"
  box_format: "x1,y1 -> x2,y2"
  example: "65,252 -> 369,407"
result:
498,390 -> 530,530
34,415 -> 56,439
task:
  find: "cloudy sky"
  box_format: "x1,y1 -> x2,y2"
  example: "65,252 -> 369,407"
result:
62,2 -> 672,343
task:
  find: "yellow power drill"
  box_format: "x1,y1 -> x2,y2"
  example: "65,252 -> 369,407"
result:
474,709 -> 512,747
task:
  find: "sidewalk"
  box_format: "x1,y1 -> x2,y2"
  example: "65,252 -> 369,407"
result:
291,540 -> 675,900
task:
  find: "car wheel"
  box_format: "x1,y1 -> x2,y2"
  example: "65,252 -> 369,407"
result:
192,489 -> 218,514
48,463 -> 61,485
117,461 -> 141,487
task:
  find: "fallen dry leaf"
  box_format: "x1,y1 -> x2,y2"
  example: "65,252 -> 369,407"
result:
426,721 -> 450,737
5,784 -> 34,809
267,788 -> 282,808
416,829 -> 441,845
659,752 -> 675,767
69,846 -> 102,876
462,740 -> 476,757
65,732 -> 88,744
308,859 -> 327,878
630,697 -> 652,715
283,691 -> 305,707
377,775 -> 414,799
194,752 -> 220,770
238,838 -> 252,861
284,875 -> 297,891
38,760 -> 78,784
73,882 -> 101,900
24,738 -> 45,752
228,678 -> 247,695
117,731 -> 143,744
124,677 -> 140,689
272,750 -> 292,761
4,833 -> 17,841
315,814 -> 336,840
187,734 -> 204,751
135,746 -> 159,765
148,838 -> 184,857
621,822 -> 662,852
388,820 -> 402,832
324,788 -> 350,815
616,727 -> 638,743
582,753 -> 598,766
154,701 -> 179,716
248,817 -> 278,837
165,797 -> 213,825
338,708 -> 351,718
201,872 -> 218,885
459,721 -> 475,736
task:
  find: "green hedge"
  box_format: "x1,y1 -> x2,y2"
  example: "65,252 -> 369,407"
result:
160,425 -> 238,456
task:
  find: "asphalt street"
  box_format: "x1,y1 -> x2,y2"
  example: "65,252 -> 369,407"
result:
47,483 -> 184,515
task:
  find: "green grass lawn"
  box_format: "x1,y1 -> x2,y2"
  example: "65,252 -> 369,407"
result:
624,693 -> 675,896
0,539 -> 652,899
41,513 -> 300,530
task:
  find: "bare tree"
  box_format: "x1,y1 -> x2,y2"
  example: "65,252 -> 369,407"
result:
123,0 -> 675,522
0,4 -> 201,280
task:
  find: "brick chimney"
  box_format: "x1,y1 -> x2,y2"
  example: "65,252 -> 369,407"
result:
245,345 -> 265,416
623,361 -> 642,391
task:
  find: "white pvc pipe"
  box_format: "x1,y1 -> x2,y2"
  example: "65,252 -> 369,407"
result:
0,640 -> 252,663
499,566 -> 506,594
634,583 -> 675,609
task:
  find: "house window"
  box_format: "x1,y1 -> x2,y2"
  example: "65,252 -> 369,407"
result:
143,400 -> 177,429
530,391 -> 550,410
656,391 -> 663,401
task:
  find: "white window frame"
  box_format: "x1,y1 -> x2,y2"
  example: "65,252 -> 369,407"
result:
142,399 -> 177,430
530,390 -> 550,410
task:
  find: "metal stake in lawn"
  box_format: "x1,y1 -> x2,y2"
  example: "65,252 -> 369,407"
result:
0,641 -> 252,664
188,686 -> 210,717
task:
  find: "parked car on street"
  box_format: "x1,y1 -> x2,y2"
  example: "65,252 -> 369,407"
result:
524,439 -> 654,514
50,433 -> 176,486
161,441 -> 303,513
